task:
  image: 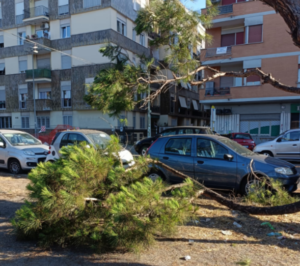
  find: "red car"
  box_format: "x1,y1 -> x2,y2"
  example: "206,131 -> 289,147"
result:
222,133 -> 256,151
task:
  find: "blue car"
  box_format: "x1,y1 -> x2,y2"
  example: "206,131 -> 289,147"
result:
147,135 -> 300,194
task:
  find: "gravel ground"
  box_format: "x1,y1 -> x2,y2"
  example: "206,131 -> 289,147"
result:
1,169 -> 300,265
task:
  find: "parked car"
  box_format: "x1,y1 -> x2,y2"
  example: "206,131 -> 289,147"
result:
254,129 -> 300,161
134,126 -> 214,155
147,134 -> 299,194
47,130 -> 135,168
0,130 -> 49,174
222,133 -> 256,151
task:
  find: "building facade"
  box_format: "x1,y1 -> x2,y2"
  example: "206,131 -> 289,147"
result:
0,0 -> 207,140
200,0 -> 300,143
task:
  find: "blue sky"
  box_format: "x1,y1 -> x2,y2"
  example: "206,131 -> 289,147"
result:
181,0 -> 206,11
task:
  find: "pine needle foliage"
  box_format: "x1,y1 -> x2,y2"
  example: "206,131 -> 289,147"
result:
12,138 -> 197,252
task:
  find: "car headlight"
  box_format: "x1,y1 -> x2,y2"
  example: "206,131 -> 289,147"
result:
275,167 -> 293,175
23,150 -> 35,156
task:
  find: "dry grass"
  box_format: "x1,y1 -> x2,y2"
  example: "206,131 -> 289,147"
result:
1,174 -> 300,265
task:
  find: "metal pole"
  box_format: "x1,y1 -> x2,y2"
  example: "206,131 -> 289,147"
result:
33,53 -> 37,137
147,80 -> 151,138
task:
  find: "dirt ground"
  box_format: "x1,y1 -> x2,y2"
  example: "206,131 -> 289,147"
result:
1,172 -> 300,266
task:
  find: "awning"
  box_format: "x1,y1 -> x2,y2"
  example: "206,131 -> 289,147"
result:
192,100 -> 198,110
179,96 -> 187,108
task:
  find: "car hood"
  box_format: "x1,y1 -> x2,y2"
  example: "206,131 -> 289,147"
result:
245,153 -> 295,168
139,137 -> 156,143
13,144 -> 49,154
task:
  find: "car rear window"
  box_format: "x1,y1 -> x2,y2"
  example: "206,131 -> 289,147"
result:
234,134 -> 252,140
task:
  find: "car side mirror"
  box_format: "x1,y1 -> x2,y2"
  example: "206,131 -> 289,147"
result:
0,142 -> 5,148
277,138 -> 282,143
224,154 -> 233,161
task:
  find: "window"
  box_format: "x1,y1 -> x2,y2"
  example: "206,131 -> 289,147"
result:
0,117 -> 11,129
133,0 -> 137,10
187,98 -> 191,109
61,53 -> 71,69
140,115 -> 145,129
0,34 -> 3,48
58,0 -> 69,15
63,115 -> 72,126
281,131 -> 300,142
140,34 -> 145,46
19,88 -> 27,109
83,0 -> 101,9
21,117 -> 29,129
39,90 -> 51,99
170,95 -> 175,113
62,90 -> 71,107
117,19 -> 126,36
37,117 -> 50,129
68,133 -> 87,145
197,139 -> 228,159
132,29 -> 136,41
15,2 -> 24,25
248,25 -> 262,43
246,68 -> 260,85
61,25 -> 70,38
0,87 -> 5,109
171,118 -> 177,126
0,62 -> 5,75
165,138 -> 192,156
60,133 -> 69,147
19,58 -> 27,73
18,32 -> 26,45
221,32 -> 244,47
141,0 -> 146,8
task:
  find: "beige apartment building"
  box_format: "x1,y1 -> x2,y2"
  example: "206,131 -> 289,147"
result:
200,0 -> 300,143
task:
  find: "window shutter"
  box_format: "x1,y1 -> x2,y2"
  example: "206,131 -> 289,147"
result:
68,116 -> 72,126
0,90 -> 5,101
248,25 -> 262,43
19,60 -> 27,72
222,0 -> 235,5
236,32 -> 244,45
46,117 -> 50,128
37,58 -> 50,69
220,76 -> 234,87
132,29 -> 136,41
62,55 -> 71,69
21,117 -> 25,128
26,117 -> 29,128
246,68 -> 261,82
63,116 -> 68,125
221,33 -> 235,47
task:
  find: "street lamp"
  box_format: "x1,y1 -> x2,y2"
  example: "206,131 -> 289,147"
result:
32,44 -> 38,137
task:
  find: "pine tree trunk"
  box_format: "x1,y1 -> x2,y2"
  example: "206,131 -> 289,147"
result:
260,0 -> 300,48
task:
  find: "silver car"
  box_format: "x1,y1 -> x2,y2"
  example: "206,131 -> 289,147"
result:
0,130 -> 49,174
254,129 -> 300,161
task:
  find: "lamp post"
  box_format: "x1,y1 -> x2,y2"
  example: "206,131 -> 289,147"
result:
32,44 -> 38,137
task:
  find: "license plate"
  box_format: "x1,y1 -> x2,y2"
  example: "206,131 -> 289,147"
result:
243,146 -> 248,148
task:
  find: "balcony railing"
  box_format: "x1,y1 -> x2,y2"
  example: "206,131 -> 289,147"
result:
83,0 -> 102,9
58,4 -> 69,15
205,46 -> 232,58
25,69 -> 51,80
205,87 -> 231,96
16,14 -> 24,25
24,6 -> 49,19
151,105 -> 161,113
218,4 -> 233,15
62,98 -> 72,108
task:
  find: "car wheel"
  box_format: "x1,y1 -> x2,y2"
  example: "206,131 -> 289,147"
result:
240,175 -> 262,195
141,146 -> 148,156
9,159 -> 22,175
148,173 -> 161,182
261,151 -> 273,157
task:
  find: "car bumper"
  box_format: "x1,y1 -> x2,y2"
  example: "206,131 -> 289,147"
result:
20,156 -> 47,169
275,176 -> 300,193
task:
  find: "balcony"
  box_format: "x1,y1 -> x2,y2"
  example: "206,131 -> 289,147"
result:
24,37 -> 52,54
62,98 -> 72,108
58,4 -> 69,15
203,46 -> 232,58
19,99 -> 53,111
23,6 -> 49,24
218,4 -> 233,15
205,87 -> 231,96
25,69 -> 51,83
151,105 -> 161,113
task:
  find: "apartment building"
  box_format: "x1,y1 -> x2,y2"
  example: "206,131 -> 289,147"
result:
200,0 -> 300,143
0,0 -> 207,140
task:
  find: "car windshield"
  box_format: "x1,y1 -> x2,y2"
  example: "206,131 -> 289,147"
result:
3,133 -> 41,146
218,137 -> 254,156
86,133 -> 111,148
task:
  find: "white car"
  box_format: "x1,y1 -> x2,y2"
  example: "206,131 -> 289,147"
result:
254,129 -> 300,161
0,130 -> 49,174
46,130 -> 135,168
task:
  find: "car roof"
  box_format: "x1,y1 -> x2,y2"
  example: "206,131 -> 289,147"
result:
0,130 -> 30,134
163,126 -> 211,129
61,129 -> 109,135
159,134 -> 222,139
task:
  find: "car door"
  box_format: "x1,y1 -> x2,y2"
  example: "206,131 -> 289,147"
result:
0,135 -> 8,166
274,131 -> 300,159
194,138 -> 237,189
160,137 -> 194,183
